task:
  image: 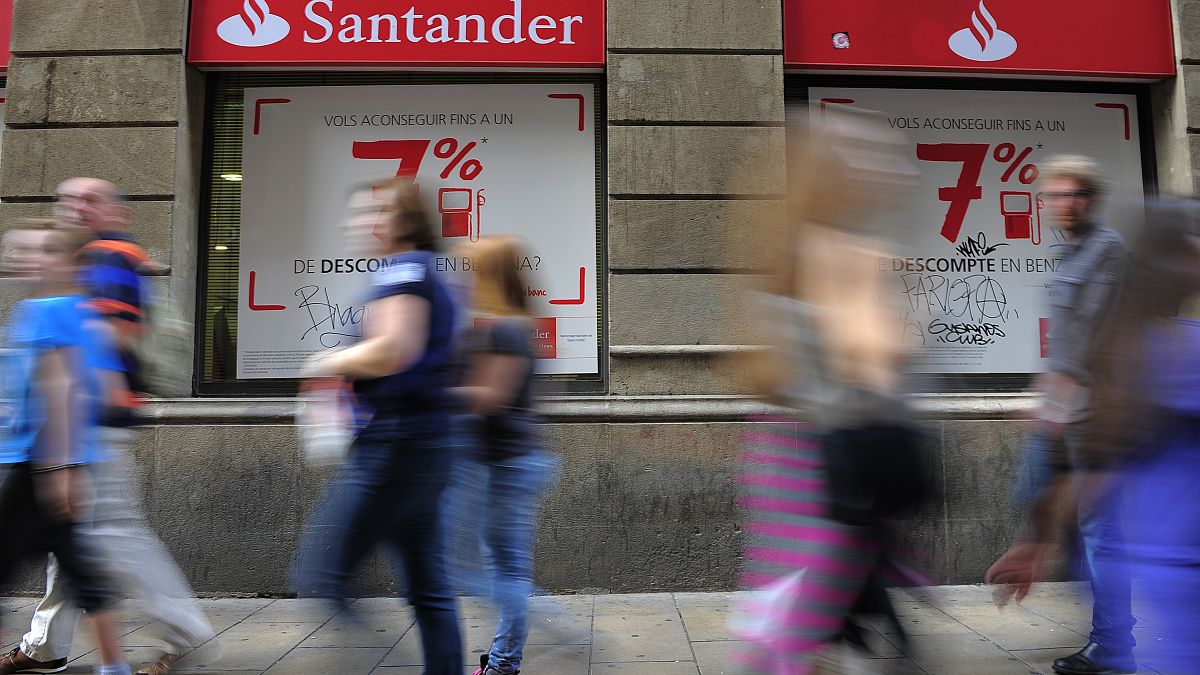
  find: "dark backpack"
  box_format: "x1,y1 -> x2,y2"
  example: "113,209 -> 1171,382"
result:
821,424 -> 932,526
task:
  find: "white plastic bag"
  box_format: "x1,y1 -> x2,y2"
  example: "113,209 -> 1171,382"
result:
296,382 -> 354,467
728,568 -> 807,644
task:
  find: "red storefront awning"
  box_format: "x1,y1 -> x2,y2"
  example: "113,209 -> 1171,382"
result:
188,0 -> 604,68
0,0 -> 12,73
784,0 -> 1176,79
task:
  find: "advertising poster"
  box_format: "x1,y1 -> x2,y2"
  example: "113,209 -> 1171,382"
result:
238,83 -> 598,378
809,88 -> 1144,373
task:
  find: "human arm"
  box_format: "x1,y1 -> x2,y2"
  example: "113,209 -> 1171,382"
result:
32,347 -> 87,521
1047,242 -> 1127,385
307,293 -> 430,380
457,353 -> 529,416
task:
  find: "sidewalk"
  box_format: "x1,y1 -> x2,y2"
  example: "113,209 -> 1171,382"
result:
0,583 -> 1164,674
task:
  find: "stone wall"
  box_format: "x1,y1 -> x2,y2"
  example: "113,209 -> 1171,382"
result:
0,0 -> 202,374
606,0 -> 784,396
0,396 -> 1032,596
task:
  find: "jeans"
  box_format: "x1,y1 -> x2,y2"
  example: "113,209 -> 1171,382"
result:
446,448 -> 558,674
1077,474 -> 1136,655
22,430 -> 213,661
292,428 -> 462,675
1123,439 -> 1200,672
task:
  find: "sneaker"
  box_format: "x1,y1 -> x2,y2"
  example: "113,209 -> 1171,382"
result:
0,648 -> 67,674
134,654 -> 180,675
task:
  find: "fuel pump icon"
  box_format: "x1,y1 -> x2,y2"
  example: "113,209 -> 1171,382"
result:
438,188 -> 486,242
1000,191 -> 1042,245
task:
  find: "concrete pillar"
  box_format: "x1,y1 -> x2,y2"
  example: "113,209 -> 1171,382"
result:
0,0 -> 201,392
1154,0 -> 1200,194
606,0 -> 785,395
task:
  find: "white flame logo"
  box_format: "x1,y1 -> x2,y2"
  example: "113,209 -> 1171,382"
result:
948,1 -> 1017,62
217,0 -> 290,47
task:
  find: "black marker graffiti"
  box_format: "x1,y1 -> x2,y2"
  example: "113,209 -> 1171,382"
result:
955,231 -> 1010,258
900,273 -> 1016,323
928,319 -> 1007,346
295,285 -> 368,348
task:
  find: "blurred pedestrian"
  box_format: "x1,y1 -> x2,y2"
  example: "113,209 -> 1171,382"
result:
1071,199 -> 1200,673
57,178 -> 155,392
292,179 -> 463,674
733,109 -> 926,675
0,220 -> 131,675
986,157 -> 1135,675
1,183 -> 213,675
448,236 -> 560,675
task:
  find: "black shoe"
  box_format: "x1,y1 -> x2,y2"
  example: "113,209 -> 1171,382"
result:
1052,642 -> 1136,675
472,654 -> 520,675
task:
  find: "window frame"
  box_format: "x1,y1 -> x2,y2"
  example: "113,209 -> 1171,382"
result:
784,74 -> 1158,392
194,71 -> 608,396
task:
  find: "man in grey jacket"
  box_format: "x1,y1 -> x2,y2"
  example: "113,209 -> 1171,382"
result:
987,156 -> 1135,675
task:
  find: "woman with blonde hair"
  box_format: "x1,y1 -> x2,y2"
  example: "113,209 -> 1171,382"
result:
452,236 -> 559,675
733,109 -> 927,674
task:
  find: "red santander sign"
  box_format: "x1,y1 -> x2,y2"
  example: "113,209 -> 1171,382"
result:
785,0 -> 1175,79
189,0 -> 604,67
0,0 -> 12,72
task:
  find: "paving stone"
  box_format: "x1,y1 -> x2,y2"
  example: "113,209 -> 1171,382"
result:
300,612 -> 409,648
455,596 -> 497,619
592,614 -> 692,663
593,592 -> 678,616
526,611 -> 592,645
1013,591 -> 1093,635
263,647 -> 389,674
171,622 -> 321,671
242,598 -> 340,624
678,605 -> 736,642
908,633 -> 1036,675
380,626 -> 443,668
591,662 -> 700,674
937,604 -> 1084,650
528,594 -> 594,614
690,640 -> 746,675
518,644 -> 590,674
871,599 -> 976,638
673,591 -> 754,608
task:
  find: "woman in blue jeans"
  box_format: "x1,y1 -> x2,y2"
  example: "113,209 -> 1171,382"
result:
452,237 -> 559,675
292,179 -> 462,674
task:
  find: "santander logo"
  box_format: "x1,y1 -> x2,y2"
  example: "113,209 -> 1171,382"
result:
948,1 -> 1017,62
218,0 -> 291,47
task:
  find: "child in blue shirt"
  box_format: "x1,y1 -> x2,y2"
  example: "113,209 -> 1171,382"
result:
0,220 -> 132,675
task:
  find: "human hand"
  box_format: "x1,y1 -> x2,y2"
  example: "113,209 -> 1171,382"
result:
34,468 -> 86,522
985,543 -> 1045,607
299,351 -> 340,380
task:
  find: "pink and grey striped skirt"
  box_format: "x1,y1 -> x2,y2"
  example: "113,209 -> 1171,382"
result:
734,416 -> 887,675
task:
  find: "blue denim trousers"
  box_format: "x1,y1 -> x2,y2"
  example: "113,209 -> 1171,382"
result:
483,450 -> 559,673
444,447 -> 559,674
292,428 -> 462,675
1076,472 -> 1136,655
1123,438 -> 1200,672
